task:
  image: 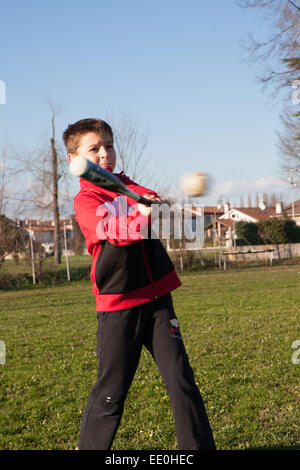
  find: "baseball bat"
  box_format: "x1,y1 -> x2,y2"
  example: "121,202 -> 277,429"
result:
70,156 -> 156,206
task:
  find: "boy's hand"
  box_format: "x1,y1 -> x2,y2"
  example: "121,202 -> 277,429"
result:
138,194 -> 161,217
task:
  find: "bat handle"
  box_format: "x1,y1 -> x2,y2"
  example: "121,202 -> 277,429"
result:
138,196 -> 161,207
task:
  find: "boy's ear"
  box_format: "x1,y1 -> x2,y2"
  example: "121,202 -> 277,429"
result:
68,153 -> 75,162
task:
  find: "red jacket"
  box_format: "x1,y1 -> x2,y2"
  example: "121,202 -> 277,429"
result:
74,173 -> 181,311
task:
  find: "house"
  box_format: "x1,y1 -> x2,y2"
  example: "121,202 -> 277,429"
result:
205,199 -> 300,246
271,200 -> 300,226
18,218 -> 74,255
220,201 -> 272,222
175,205 -> 223,247
203,206 -> 224,227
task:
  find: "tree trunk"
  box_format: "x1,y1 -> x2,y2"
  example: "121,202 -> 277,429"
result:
51,120 -> 61,265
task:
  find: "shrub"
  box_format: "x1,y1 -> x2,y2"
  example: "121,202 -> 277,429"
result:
258,218 -> 300,244
235,222 -> 264,245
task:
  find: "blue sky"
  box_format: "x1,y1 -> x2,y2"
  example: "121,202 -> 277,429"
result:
1,0 -> 296,208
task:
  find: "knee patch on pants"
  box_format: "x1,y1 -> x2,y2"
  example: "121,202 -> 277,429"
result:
103,395 -> 123,416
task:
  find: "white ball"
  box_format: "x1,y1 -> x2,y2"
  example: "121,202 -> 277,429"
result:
180,171 -> 209,197
70,156 -> 89,176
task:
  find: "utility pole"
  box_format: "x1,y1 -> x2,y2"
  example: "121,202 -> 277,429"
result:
288,168 -> 300,220
29,223 -> 36,285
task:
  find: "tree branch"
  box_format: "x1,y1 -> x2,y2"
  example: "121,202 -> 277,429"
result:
287,0 -> 300,12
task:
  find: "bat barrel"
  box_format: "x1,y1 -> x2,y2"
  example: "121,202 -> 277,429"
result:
70,156 -> 160,207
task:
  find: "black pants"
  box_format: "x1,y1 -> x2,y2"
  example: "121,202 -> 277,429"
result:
77,294 -> 215,450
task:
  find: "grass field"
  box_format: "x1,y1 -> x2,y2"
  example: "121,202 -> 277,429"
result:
1,264 -> 300,450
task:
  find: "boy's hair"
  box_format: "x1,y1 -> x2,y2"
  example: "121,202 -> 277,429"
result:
63,118 -> 114,154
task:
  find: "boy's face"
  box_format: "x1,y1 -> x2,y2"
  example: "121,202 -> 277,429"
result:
69,132 -> 116,172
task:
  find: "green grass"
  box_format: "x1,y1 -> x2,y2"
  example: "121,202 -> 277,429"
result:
1,265 -> 300,450
0,254 -> 90,275
0,255 -> 92,289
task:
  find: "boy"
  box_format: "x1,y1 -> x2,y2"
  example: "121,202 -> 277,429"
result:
63,118 -> 215,450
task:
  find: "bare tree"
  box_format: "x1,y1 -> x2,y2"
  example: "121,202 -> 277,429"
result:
0,149 -> 9,216
0,145 -> 31,219
13,104 -> 69,264
255,192 -> 260,207
262,192 -> 269,207
106,113 -> 157,187
277,105 -> 300,172
238,1 -> 300,180
0,216 -> 28,269
50,104 -> 61,264
238,0 -> 300,96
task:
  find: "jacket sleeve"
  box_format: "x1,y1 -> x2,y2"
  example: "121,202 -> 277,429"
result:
74,193 -> 151,251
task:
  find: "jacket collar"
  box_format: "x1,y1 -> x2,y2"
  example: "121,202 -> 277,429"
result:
79,171 -> 132,192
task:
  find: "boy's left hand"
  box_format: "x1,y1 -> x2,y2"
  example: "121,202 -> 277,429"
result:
138,194 -> 161,217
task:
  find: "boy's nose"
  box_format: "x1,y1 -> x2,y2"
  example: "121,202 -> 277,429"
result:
98,146 -> 109,157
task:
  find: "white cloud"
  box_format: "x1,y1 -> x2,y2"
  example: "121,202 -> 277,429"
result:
211,176 -> 288,198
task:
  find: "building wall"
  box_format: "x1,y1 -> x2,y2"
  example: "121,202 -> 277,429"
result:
224,243 -> 300,261
220,209 -> 256,223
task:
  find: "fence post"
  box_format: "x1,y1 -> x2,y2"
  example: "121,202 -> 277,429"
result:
29,223 -> 36,285
64,222 -> 71,281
